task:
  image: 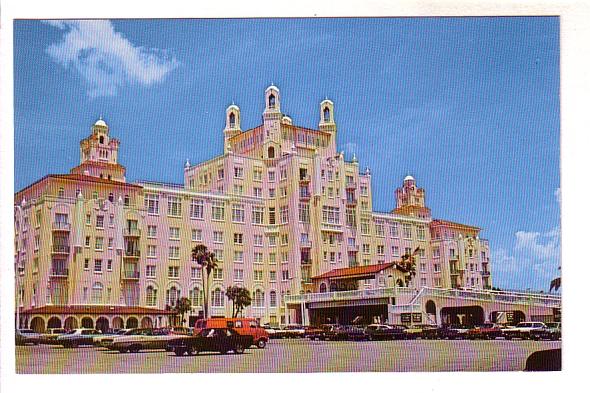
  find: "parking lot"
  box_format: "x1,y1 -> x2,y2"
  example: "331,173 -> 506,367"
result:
16,338 -> 560,373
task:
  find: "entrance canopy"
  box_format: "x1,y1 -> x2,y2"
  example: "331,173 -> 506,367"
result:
312,263 -> 396,282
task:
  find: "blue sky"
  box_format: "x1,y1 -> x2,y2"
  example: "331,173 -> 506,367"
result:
13,18 -> 561,291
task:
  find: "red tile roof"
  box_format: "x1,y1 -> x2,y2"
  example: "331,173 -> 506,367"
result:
51,174 -> 143,189
431,219 -> 480,231
312,262 -> 396,280
21,305 -> 176,315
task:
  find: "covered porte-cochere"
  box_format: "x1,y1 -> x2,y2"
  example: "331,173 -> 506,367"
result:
20,305 -> 177,333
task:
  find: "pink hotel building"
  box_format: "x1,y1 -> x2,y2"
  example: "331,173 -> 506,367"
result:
14,85 -> 495,332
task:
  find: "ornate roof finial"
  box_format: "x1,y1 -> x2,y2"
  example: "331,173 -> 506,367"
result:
185,159 -> 190,169
352,153 -> 357,163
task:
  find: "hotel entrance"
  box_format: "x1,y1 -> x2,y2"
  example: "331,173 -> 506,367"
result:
308,304 -> 388,326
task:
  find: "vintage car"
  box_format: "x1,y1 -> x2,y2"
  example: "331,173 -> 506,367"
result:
536,322 -> 561,341
502,322 -> 547,340
307,324 -> 340,341
93,328 -> 137,346
56,329 -> 103,348
404,324 -> 439,339
466,323 -> 503,340
39,328 -> 68,344
194,318 -> 269,348
365,324 -> 406,341
15,329 -> 43,346
104,328 -> 182,353
167,328 -> 253,356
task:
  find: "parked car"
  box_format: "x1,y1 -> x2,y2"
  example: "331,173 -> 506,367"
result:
341,325 -> 368,341
307,324 -> 339,341
303,326 -> 325,339
538,322 -> 561,341
194,318 -> 269,348
283,324 -> 306,338
365,324 -> 406,341
104,328 -> 180,353
167,328 -> 253,356
502,322 -> 547,340
15,329 -> 42,346
404,324 -> 439,339
437,325 -> 471,340
262,324 -> 278,338
93,328 -> 137,346
39,328 -> 68,344
56,329 -> 103,348
466,323 -> 503,340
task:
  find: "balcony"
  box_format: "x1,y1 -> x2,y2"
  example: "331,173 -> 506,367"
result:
321,223 -> 343,233
124,249 -> 141,258
345,182 -> 357,190
301,259 -> 312,266
300,239 -> 312,248
52,245 -> 70,254
264,225 -> 280,234
481,270 -> 491,277
449,255 -> 459,261
50,268 -> 69,278
52,222 -> 71,231
299,191 -> 311,201
284,287 -> 418,305
346,198 -> 357,207
122,271 -> 140,280
123,228 -> 141,237
347,244 -> 359,252
299,174 -> 311,184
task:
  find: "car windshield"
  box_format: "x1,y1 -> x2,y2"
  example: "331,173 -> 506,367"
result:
546,323 -> 559,328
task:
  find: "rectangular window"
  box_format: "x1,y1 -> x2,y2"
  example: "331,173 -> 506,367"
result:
362,244 -> 370,254
233,184 -> 243,195
299,203 -> 310,223
190,198 -> 204,219
281,234 -> 288,246
254,270 -> 263,281
377,245 -> 385,255
145,265 -> 156,278
392,246 -> 399,257
434,264 -> 441,273
234,250 -> 244,262
234,166 -> 244,178
390,223 -> 399,238
360,219 -> 370,235
269,271 -> 277,282
147,245 -> 157,258
280,206 -> 289,224
169,227 -> 180,240
360,185 -> 368,196
94,259 -> 102,273
232,204 -> 245,223
268,171 -> 275,182
253,168 -> 263,181
96,215 -> 104,229
213,268 -> 223,280
169,246 -> 180,259
322,206 -> 340,224
213,231 -> 223,244
417,225 -> 426,240
191,266 -> 202,280
234,269 -> 244,281
108,237 -> 113,249
86,214 -> 91,225
95,237 -> 103,251
107,259 -> 112,271
346,208 -> 356,227
254,252 -> 263,264
191,229 -> 202,242
282,252 -> 289,263
212,201 -> 225,221
420,262 -> 427,272
168,266 -> 179,278
254,234 -> 263,247
84,258 -> 89,270
253,187 -> 263,198
147,225 -> 157,238
375,223 -> 385,237
217,168 -> 224,180
433,247 -> 440,258
269,253 -> 276,264
145,193 -> 160,215
167,196 -> 182,217
252,206 -> 264,224
281,270 -> 289,281
403,223 -> 412,239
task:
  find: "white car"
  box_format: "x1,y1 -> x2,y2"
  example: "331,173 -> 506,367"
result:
93,329 -> 137,346
502,322 -> 547,340
104,328 -> 183,353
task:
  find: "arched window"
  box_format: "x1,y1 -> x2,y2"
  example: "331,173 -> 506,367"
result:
91,282 -> 103,304
166,286 -> 179,307
268,94 -> 276,108
108,193 -> 114,202
146,286 -> 157,307
268,146 -> 275,159
211,288 -> 224,307
323,107 -> 330,122
269,290 -> 277,308
330,282 -> 338,292
189,286 -> 203,307
229,112 -> 236,128
320,283 -> 327,293
253,289 -> 265,308
99,136 -> 104,144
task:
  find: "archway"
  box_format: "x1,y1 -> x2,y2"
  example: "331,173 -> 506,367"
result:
47,316 -> 62,329
440,306 -> 484,326
425,300 -> 437,325
329,282 -> 338,292
81,317 -> 94,328
141,316 -> 153,328
64,316 -> 78,330
268,146 -> 275,159
126,317 -> 138,329
96,317 -> 109,333
112,316 -> 124,330
30,317 -> 45,333
319,283 -> 327,293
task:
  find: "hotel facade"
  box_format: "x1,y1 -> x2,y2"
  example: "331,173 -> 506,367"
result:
15,85 -> 500,332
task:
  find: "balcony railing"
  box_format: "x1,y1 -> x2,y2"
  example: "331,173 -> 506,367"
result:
321,223 -> 343,233
284,287 -> 418,305
345,182 -> 357,190
52,222 -> 71,231
299,191 -> 311,200
449,255 -> 459,261
346,198 -> 357,206
481,270 -> 491,277
301,259 -> 312,266
50,268 -> 69,277
421,287 -> 561,308
299,175 -> 311,183
123,271 -> 140,280
124,249 -> 141,258
123,228 -> 141,237
300,240 -> 312,248
52,245 -> 70,254
347,244 -> 359,252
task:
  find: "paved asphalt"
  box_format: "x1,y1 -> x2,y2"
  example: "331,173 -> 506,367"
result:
15,338 -> 560,373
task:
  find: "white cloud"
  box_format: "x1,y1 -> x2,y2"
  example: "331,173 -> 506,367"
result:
514,226 -> 561,261
554,187 -> 561,204
44,20 -> 179,97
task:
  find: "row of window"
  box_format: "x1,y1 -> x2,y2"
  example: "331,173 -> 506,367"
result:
158,286 -> 282,308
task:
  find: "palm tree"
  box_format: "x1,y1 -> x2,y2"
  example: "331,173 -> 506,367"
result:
225,286 -> 252,317
191,244 -> 219,319
174,297 -> 192,327
394,247 -> 419,287
550,266 -> 561,292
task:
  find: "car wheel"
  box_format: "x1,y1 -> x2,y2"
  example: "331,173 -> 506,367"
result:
189,347 -> 198,356
118,349 -> 127,353
129,345 -> 141,353
174,348 -> 185,356
234,343 -> 245,354
256,339 -> 267,349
